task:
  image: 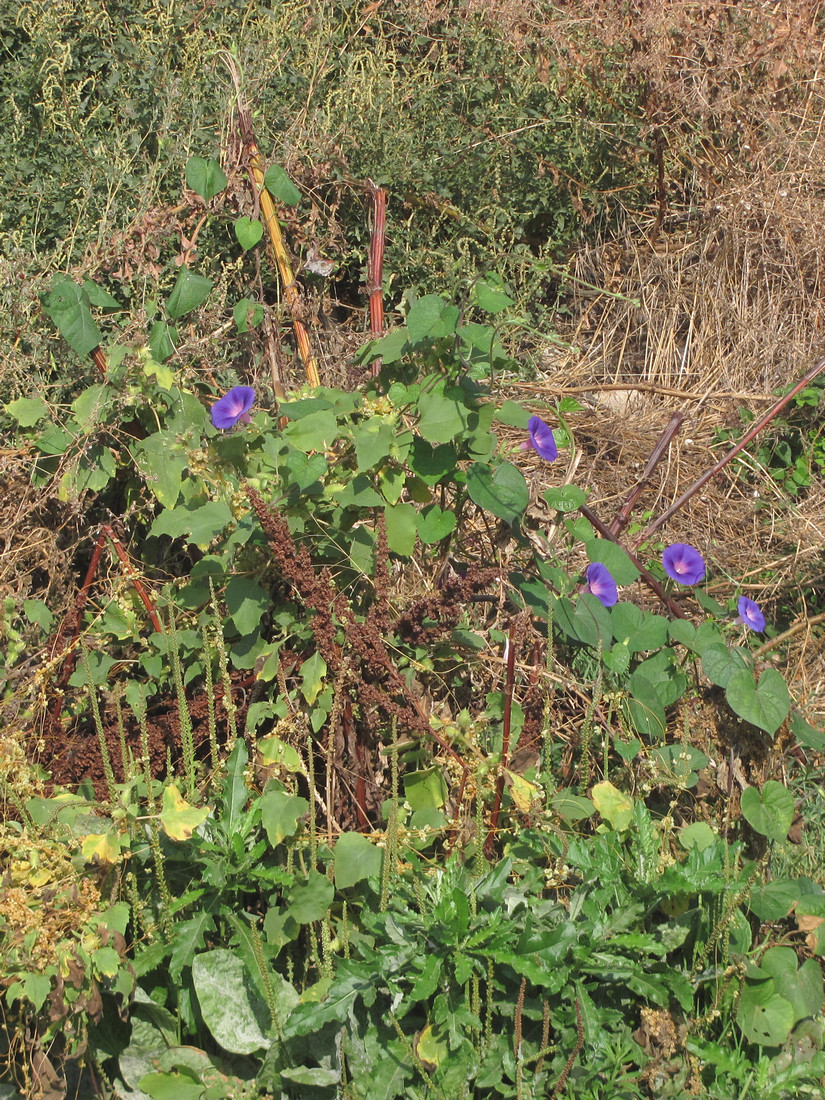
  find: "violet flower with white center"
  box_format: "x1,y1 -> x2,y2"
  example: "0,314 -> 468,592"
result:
583,562 -> 618,608
662,543 -> 705,586
737,596 -> 766,633
211,386 -> 256,430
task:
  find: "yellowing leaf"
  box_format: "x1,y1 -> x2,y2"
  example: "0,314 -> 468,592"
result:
591,780 -> 634,831
257,735 -> 302,772
415,1024 -> 448,1070
81,832 -> 122,865
505,770 -> 541,813
160,784 -> 210,841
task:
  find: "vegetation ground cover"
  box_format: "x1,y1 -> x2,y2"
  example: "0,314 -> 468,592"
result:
2,2 -> 825,1098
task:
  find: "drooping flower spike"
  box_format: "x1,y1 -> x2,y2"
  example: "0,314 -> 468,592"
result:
737,596 -> 766,633
662,543 -> 705,586
527,415 -> 558,462
583,562 -> 618,608
211,386 -> 256,430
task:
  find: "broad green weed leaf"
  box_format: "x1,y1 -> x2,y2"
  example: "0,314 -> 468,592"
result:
282,408 -> 337,452
740,780 -> 794,842
263,164 -> 301,205
81,831 -> 122,864
494,399 -> 530,427
234,216 -> 264,250
334,832 -> 383,889
256,734 -> 302,772
737,982 -> 795,1046
185,155 -> 227,201
82,278 -> 120,309
192,949 -> 270,1054
166,269 -> 212,319
300,650 -> 327,705
542,484 -> 587,512
473,277 -> 515,313
416,383 -> 473,443
701,643 -> 753,689
466,460 -> 528,527
134,433 -> 186,508
233,297 -> 264,332
406,295 -> 458,343
150,500 -> 232,550
139,1070 -> 203,1100
417,504 -> 456,543
160,785 -> 210,841
384,501 -> 417,555
44,276 -> 102,358
260,789 -> 308,845
287,869 -> 334,923
760,946 -> 823,1021
5,396 -> 49,426
225,575 -> 269,637
404,767 -> 447,810
726,668 -> 790,735
148,321 -> 178,362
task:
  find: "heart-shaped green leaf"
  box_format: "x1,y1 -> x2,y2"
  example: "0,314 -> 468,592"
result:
264,164 -> 301,206
185,155 -> 227,202
234,216 -> 264,250
740,780 -> 794,842
726,668 -> 790,735
466,460 -> 528,527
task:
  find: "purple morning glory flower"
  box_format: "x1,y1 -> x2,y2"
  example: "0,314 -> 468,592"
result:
211,386 -> 255,430
737,596 -> 765,632
527,415 -> 558,462
662,543 -> 706,586
583,562 -> 618,607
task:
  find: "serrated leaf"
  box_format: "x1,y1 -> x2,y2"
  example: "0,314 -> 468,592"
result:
185,155 -> 227,202
159,785 -> 210,841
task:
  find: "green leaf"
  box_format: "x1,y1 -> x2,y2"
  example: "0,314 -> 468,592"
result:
185,155 -> 227,201
726,668 -> 790,736
192,949 -> 270,1054
495,400 -> 530,428
404,768 -> 447,810
233,297 -> 264,333
166,269 -> 213,319
150,500 -> 233,550
406,295 -> 459,343
474,278 -> 515,313
139,1070 -> 204,1100
790,710 -> 825,752
740,780 -> 795,842
225,575 -> 269,637
408,439 -> 457,484
5,396 -> 49,427
134,433 -> 187,508
44,276 -> 102,358
24,599 -> 53,632
701,643 -> 753,689
416,383 -> 473,444
466,461 -> 528,527
234,216 -> 264,250
282,409 -> 338,452
384,502 -> 417,555
332,831 -> 385,893
260,789 -> 308,846
351,418 -> 395,470
417,504 -> 457,544
334,832 -> 383,889
760,947 -> 823,1021
625,678 -> 666,740
300,650 -> 327,705
737,984 -> 795,1046
263,164 -> 301,206
148,320 -> 178,362
542,484 -> 586,512
287,870 -> 334,923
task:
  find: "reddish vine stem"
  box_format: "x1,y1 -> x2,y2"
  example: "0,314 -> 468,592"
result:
366,181 -> 387,377
632,354 -> 825,548
45,525 -> 161,736
609,411 -> 684,537
579,504 -> 689,619
485,616 -> 519,856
